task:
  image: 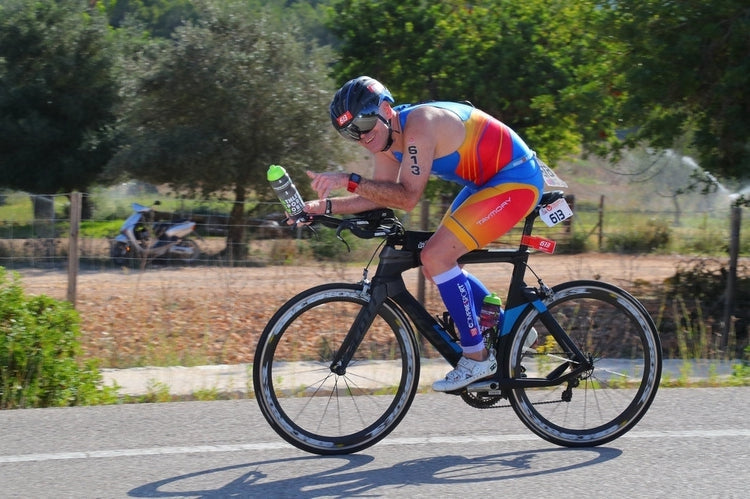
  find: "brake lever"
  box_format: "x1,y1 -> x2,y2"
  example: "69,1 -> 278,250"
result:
335,223 -> 352,252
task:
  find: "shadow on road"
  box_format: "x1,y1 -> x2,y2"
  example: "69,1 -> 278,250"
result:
128,446 -> 622,497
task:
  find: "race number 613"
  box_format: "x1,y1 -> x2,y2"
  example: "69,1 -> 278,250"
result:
540,198 -> 573,227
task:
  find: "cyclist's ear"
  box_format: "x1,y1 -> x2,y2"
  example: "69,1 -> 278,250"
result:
380,101 -> 395,119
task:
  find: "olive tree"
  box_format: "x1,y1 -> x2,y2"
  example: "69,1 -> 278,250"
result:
109,0 -> 341,258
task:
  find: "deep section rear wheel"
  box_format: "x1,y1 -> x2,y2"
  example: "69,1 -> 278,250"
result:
253,283 -> 420,455
506,280 -> 662,447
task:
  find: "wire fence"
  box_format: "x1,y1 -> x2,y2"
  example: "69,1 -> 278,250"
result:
1,190 -> 747,366
0,190 -> 746,271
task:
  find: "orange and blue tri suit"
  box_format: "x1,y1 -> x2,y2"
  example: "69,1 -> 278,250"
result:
393,101 -> 544,249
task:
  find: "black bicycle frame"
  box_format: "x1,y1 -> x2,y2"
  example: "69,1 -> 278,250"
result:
330,198 -> 593,389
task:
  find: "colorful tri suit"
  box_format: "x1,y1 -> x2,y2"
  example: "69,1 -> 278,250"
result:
393,101 -> 544,250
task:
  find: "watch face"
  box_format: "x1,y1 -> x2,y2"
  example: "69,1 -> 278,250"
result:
348,173 -> 361,192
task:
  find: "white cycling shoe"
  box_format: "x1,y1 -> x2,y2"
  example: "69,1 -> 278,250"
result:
432,352 -> 497,392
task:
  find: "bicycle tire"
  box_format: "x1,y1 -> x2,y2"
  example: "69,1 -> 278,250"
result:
505,280 -> 662,447
253,283 -> 421,455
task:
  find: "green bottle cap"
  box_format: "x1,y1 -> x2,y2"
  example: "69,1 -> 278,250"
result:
483,292 -> 502,306
267,164 -> 286,182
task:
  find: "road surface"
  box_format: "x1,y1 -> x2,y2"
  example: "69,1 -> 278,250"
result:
0,387 -> 748,497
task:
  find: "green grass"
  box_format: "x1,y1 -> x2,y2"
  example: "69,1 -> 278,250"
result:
0,193 -> 33,222
80,220 -> 123,238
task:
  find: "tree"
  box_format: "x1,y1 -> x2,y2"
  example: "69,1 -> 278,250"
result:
603,0 -> 750,191
109,0 -> 341,259
326,0 -> 618,165
0,0 -> 119,217
104,0 -> 198,38
247,0 -> 338,48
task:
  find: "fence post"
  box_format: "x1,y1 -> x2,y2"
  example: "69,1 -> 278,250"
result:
67,192 -> 81,306
722,205 -> 741,349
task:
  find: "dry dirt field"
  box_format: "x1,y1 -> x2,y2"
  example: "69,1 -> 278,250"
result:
15,252 -> 739,368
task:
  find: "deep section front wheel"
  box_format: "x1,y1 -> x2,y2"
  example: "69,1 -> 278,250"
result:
253,283 -> 420,455
506,280 -> 662,447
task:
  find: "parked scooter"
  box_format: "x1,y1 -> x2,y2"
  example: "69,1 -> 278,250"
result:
111,201 -> 201,266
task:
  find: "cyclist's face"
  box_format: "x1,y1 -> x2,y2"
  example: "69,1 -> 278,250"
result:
357,116 -> 387,152
338,102 -> 392,152
337,112 -> 379,141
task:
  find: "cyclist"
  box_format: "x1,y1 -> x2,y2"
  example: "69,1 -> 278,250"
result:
304,76 -> 544,392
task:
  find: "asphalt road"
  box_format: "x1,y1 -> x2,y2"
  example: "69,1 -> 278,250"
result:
1,387 -> 748,498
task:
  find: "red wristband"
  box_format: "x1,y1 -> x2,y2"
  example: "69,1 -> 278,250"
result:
347,173 -> 362,193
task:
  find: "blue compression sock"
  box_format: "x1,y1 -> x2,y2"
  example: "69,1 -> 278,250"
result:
463,270 -> 490,316
433,266 -> 484,353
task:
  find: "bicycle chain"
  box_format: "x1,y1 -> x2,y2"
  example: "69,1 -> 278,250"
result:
462,351 -> 574,409
471,398 -> 565,409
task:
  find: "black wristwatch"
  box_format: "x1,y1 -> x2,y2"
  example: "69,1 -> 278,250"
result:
325,198 -> 333,215
347,173 -> 362,193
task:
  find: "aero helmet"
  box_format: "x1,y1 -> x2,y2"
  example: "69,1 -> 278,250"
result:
330,76 -> 394,141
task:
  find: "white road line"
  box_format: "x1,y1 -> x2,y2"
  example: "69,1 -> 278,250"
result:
1,429 -> 748,464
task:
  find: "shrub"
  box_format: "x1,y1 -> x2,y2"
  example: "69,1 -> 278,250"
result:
557,228 -> 589,254
308,226 -> 360,261
660,259 -> 750,359
605,218 -> 671,253
0,268 -> 118,408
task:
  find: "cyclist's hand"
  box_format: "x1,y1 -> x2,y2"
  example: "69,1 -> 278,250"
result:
284,212 -> 311,226
304,199 -> 327,215
283,199 -> 325,226
307,170 -> 346,199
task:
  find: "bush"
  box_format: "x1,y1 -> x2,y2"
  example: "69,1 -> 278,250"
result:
605,218 -> 671,253
557,229 -> 589,254
0,268 -> 118,408
309,226 -> 360,261
659,259 -> 750,359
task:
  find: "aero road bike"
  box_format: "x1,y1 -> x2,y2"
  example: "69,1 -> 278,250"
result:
253,190 -> 662,455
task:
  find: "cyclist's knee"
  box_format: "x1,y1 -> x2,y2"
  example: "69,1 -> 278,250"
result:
420,243 -> 459,276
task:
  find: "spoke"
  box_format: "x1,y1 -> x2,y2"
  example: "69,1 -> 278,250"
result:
546,352 -> 581,365
596,367 -> 630,379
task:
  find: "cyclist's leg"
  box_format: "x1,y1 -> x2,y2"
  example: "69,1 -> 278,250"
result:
423,183 -> 539,355
422,162 -> 543,356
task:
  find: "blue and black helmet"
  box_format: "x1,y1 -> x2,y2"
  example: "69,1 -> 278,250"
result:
330,76 -> 394,140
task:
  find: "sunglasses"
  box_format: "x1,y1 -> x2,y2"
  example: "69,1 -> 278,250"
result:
338,112 -> 380,141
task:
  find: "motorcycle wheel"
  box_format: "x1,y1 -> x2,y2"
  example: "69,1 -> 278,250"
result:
111,241 -> 136,267
167,239 -> 201,265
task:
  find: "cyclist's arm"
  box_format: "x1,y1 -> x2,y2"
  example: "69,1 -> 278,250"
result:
307,112 -> 437,213
304,194 -> 384,216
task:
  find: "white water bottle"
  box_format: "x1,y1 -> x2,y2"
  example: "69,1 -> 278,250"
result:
267,164 -> 305,218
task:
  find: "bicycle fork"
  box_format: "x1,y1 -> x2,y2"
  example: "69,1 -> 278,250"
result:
328,281 -> 386,376
329,276 -> 464,375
